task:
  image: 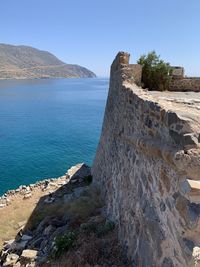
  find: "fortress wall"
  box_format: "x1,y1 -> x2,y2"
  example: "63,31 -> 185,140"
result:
169,77 -> 200,92
92,52 -> 200,267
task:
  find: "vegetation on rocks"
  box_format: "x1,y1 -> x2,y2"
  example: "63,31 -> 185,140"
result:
53,231 -> 77,258
80,219 -> 115,237
137,51 -> 172,91
47,216 -> 128,267
0,163 -> 130,267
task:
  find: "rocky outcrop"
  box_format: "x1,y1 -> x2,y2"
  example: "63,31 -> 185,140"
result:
92,52 -> 200,266
0,44 -> 96,79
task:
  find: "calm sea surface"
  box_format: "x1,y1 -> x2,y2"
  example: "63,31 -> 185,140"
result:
0,78 -> 108,195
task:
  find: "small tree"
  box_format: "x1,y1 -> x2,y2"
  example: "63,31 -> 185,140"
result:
137,51 -> 172,91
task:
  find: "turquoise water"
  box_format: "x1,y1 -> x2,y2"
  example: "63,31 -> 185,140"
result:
0,78 -> 108,195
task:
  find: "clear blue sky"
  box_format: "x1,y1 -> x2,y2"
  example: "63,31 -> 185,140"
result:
1,0 -> 200,77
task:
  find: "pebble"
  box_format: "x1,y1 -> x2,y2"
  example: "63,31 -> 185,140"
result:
23,193 -> 32,199
49,182 -> 57,187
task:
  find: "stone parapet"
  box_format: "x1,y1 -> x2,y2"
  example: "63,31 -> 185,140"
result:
171,66 -> 185,79
169,77 -> 200,92
129,64 -> 142,85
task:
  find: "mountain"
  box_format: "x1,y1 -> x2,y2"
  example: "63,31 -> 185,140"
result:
0,44 -> 96,79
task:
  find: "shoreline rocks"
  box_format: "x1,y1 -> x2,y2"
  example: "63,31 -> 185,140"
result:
0,163 -> 91,209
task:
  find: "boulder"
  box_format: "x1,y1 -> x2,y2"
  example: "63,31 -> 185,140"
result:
66,163 -> 91,181
3,253 -> 19,266
44,197 -> 55,204
23,193 -> 32,199
21,235 -> 32,241
193,246 -> 200,267
20,250 -> 38,265
4,240 -> 28,251
43,225 -> 55,236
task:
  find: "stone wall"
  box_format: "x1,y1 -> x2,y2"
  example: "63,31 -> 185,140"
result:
130,61 -> 200,92
129,64 -> 142,86
92,52 -> 200,267
169,77 -> 200,92
171,66 -> 185,78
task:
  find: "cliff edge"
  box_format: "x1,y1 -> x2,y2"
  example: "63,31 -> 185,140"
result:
92,52 -> 200,266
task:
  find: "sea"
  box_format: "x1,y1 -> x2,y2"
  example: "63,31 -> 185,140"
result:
0,78 -> 108,195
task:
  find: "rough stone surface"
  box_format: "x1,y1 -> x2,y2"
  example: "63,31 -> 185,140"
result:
193,246 -> 200,267
66,163 -> 91,181
92,52 -> 200,266
3,253 -> 19,266
130,58 -> 200,92
169,77 -> 200,92
129,64 -> 142,86
171,66 -> 185,78
20,249 -> 38,265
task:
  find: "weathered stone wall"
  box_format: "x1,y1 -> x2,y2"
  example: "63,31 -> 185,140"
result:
171,66 -> 185,78
129,64 -> 142,86
130,61 -> 200,92
169,77 -> 200,92
92,52 -> 200,267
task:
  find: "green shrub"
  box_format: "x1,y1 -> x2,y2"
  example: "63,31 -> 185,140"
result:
137,51 -> 172,91
53,231 -> 77,258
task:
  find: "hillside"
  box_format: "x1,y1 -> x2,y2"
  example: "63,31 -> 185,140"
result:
0,44 -> 96,79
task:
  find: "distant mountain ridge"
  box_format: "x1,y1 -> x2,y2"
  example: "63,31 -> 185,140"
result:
0,44 -> 96,79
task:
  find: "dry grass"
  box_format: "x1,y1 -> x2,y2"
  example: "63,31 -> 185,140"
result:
43,221 -> 130,267
40,187 -> 130,267
0,184 -> 130,267
0,189 -> 49,249
25,186 -> 103,230
0,185 -> 102,250
67,188 -> 102,218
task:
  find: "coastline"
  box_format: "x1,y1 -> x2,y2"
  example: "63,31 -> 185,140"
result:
0,163 -> 91,248
0,163 -> 91,207
0,76 -> 97,81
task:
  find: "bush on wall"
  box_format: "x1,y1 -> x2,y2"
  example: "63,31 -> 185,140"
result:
137,51 -> 172,91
